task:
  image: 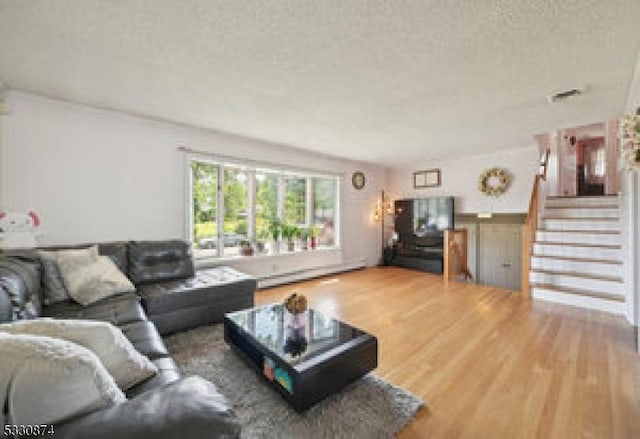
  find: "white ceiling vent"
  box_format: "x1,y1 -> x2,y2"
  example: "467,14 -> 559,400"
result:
547,87 -> 586,103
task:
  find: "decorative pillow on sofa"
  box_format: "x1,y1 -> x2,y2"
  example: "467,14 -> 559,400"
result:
128,240 -> 195,285
37,249 -> 72,304
57,249 -> 136,306
0,318 -> 157,390
38,246 -> 100,305
0,332 -> 126,425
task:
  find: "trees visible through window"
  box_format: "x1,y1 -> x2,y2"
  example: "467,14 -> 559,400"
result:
222,167 -> 249,257
188,157 -> 340,259
190,162 -> 218,258
255,172 -> 278,251
284,177 -> 306,226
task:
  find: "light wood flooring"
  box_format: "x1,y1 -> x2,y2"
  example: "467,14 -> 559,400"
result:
258,267 -> 640,438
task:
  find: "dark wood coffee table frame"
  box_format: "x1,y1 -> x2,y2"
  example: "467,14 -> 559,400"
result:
223,312 -> 378,412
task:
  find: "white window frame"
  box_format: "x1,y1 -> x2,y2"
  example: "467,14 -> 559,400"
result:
185,152 -> 341,260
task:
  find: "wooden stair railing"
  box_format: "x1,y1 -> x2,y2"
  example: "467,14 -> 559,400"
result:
521,148 -> 550,297
444,229 -> 472,285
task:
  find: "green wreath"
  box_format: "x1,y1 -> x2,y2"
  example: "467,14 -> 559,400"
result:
478,167 -> 511,197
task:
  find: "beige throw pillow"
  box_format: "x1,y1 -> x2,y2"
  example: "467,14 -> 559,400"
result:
0,318 -> 157,390
56,247 -> 135,306
0,332 -> 126,426
55,245 -> 100,266
38,246 -> 99,304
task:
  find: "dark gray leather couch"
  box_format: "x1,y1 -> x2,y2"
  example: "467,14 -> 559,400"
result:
34,240 -> 256,336
0,240 -> 256,439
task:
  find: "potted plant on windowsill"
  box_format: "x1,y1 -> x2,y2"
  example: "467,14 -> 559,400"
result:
267,217 -> 282,253
309,225 -> 318,250
253,239 -> 266,254
239,240 -> 254,256
281,224 -> 300,252
300,227 -> 310,251
255,228 -> 269,254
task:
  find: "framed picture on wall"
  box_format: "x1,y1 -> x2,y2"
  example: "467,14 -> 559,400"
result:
413,169 -> 441,188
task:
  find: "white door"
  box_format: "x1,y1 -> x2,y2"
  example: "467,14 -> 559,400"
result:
478,224 -> 521,291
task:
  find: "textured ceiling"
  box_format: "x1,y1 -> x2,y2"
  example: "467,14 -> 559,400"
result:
1,1 -> 639,167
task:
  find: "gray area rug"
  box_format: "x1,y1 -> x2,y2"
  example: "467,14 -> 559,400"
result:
165,324 -> 423,439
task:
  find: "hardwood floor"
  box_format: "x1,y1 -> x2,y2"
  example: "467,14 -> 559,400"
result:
257,267 -> 640,438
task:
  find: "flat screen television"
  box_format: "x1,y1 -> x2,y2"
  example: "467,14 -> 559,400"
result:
394,197 -> 454,241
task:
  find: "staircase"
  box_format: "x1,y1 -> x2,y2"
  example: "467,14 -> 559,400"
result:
529,195 -> 625,315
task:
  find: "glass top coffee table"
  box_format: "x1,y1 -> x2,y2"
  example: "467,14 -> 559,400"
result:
223,303 -> 378,412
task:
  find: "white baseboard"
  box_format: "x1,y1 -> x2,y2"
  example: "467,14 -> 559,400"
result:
257,259 -> 366,289
532,288 -> 625,316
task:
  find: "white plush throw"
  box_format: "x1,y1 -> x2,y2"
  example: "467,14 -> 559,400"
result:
0,318 -> 158,390
56,248 -> 136,305
0,332 -> 125,425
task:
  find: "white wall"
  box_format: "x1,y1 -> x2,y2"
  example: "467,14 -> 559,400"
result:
0,80 -> 7,207
626,52 -> 640,112
622,53 -> 640,328
621,170 -> 638,325
0,103 -> 5,208
387,146 -> 539,214
1,91 -> 386,277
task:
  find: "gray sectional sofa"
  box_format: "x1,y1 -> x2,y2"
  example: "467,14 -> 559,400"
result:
0,240 -> 257,438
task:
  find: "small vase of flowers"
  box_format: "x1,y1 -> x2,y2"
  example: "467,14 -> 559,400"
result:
621,107 -> 640,170
283,292 -> 307,329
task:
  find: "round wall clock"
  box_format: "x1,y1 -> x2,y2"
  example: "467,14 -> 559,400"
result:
352,171 -> 366,190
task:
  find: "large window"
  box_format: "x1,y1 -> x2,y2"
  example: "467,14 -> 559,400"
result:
188,156 -> 340,259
